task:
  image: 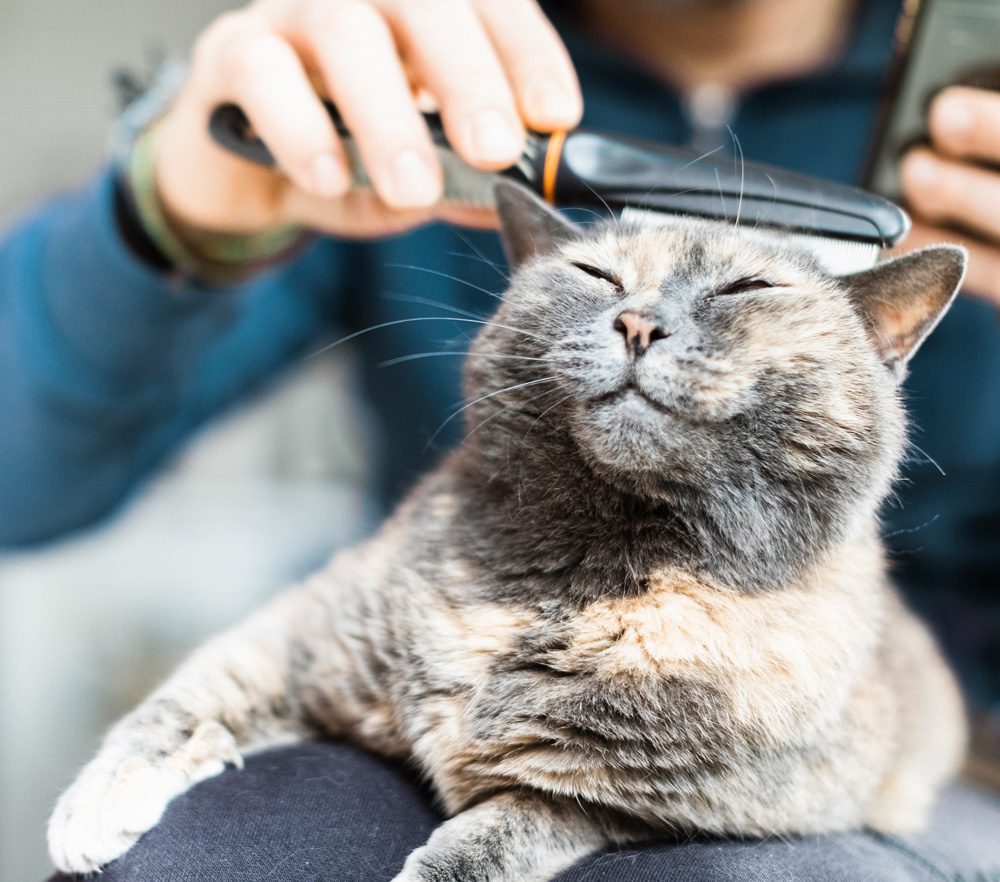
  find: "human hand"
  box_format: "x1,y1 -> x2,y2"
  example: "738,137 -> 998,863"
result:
900,86 -> 1000,306
154,0 -> 582,240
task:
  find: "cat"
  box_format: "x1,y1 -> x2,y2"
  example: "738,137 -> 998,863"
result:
48,182 -> 968,881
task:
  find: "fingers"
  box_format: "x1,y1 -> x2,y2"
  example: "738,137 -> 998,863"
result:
294,0 -> 443,208
901,147 -> 1000,242
897,85 -> 1000,308
897,220 -> 1000,307
183,0 -> 583,232
929,86 -> 1000,166
472,0 -> 582,131
195,12 -> 350,199
282,186 -> 498,238
388,0 -> 527,169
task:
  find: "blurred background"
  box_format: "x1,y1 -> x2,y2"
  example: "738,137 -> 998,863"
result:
0,2 -> 374,879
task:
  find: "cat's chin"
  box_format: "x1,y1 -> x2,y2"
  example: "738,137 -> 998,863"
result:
593,385 -> 681,419
573,389 -> 687,474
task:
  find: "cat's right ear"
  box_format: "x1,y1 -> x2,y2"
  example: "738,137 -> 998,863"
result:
494,181 -> 578,271
841,245 -> 967,378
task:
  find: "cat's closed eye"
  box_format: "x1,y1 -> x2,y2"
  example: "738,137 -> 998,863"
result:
711,276 -> 779,297
570,261 -> 624,293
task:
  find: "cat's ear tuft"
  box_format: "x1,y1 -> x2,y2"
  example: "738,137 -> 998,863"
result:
841,245 -> 966,377
494,181 -> 578,270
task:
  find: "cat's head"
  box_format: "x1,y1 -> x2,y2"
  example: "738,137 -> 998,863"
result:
461,183 -> 964,587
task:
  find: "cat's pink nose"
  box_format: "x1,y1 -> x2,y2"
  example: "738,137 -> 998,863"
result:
613,311 -> 669,359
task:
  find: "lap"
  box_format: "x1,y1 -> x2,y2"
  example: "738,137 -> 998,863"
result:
48,741 -> 1000,882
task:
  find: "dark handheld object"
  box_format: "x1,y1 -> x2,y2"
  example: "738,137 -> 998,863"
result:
865,0 -> 1000,200
210,101 -> 908,258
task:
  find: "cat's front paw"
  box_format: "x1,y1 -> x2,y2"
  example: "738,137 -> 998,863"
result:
393,845 -> 463,882
48,721 -> 241,874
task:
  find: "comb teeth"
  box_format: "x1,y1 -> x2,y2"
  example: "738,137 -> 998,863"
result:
620,208 -> 881,275
772,233 -> 879,276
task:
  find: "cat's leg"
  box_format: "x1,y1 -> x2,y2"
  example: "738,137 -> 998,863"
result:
393,791 -> 608,882
48,582 -> 384,874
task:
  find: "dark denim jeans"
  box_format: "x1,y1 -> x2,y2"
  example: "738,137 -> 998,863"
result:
50,741 -> 1000,882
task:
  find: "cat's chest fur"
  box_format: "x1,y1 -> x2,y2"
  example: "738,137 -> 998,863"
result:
411,560 -> 881,820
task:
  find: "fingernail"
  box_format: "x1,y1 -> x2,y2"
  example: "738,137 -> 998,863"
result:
469,110 -> 523,164
935,95 -> 973,140
309,152 -> 348,198
904,153 -> 940,188
386,150 -> 440,207
526,82 -> 576,125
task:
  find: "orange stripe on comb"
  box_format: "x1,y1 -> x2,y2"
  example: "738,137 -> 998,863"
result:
543,129 -> 567,204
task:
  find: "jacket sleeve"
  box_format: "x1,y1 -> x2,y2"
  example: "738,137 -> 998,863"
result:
0,168 -> 353,548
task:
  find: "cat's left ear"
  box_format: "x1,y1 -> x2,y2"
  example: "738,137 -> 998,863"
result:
841,245 -> 967,377
494,181 -> 578,271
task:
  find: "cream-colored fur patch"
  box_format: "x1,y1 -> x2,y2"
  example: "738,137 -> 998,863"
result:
559,534 -> 884,741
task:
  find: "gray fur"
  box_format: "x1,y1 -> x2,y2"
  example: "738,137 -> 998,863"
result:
48,183 -> 968,879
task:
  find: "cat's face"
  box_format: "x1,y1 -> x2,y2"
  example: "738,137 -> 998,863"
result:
462,184 -> 964,578
507,222 -> 889,485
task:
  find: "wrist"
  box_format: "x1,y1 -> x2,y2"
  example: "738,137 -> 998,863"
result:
110,61 -> 313,284
123,118 -> 310,284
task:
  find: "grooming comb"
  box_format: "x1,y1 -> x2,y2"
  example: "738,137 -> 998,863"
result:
209,101 -> 909,275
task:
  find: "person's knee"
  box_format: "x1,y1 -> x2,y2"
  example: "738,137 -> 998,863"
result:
555,834 -> 915,882
49,741 -> 441,882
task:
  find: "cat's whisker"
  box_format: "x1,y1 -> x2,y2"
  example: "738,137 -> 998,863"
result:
305,316 -> 554,360
727,126 -> 745,229
447,250 -> 509,279
381,295 -> 567,361
449,229 -> 509,281
674,143 -> 726,177
713,167 -> 727,220
906,441 -> 947,477
379,351 -> 560,368
460,383 -> 561,447
382,292 -> 485,320
750,171 -> 780,234
882,513 -> 940,539
384,262 -> 503,300
637,144 -> 725,216
523,391 -> 575,442
564,206 -> 609,225
444,375 -> 561,418
424,376 -> 559,452
578,178 -> 622,234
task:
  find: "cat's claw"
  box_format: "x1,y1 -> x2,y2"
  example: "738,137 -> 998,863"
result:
47,721 -> 241,874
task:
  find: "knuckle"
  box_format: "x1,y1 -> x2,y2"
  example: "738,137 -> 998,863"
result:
221,33 -> 282,81
447,70 -> 513,108
193,11 -> 250,66
303,0 -> 385,37
370,124 -> 425,155
473,0 -> 541,21
902,153 -> 944,208
402,0 -> 462,14
932,87 -> 1000,154
199,10 -> 257,52
511,59 -> 564,85
208,8 -> 256,38
933,166 -> 962,208
908,181 -> 938,218
967,112 -> 999,154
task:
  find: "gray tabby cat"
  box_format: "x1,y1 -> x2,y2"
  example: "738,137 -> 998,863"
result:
49,182 -> 968,880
